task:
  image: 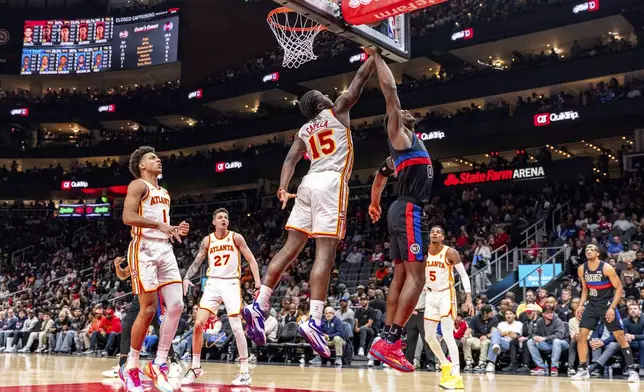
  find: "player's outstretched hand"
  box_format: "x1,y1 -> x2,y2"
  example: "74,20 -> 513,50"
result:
575,305 -> 584,321
160,223 -> 182,243
361,46 -> 380,58
179,220 -> 190,236
368,204 -> 381,223
277,188 -> 296,210
182,279 -> 194,296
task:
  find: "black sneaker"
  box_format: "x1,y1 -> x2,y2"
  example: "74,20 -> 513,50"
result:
464,363 -> 474,372
473,363 -> 486,373
515,365 -> 530,373
502,364 -> 517,372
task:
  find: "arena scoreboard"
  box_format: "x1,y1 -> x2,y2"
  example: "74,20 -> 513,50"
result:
20,8 -> 179,75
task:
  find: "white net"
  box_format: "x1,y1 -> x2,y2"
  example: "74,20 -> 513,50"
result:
267,8 -> 326,69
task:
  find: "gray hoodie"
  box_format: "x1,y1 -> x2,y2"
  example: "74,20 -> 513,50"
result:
534,313 -> 567,342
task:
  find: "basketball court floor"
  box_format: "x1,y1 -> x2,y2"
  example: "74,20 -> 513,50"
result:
0,355 -> 638,392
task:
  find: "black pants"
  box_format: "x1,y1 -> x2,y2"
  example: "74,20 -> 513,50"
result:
11,331 -> 29,348
354,327 -> 375,351
404,310 -> 435,365
508,338 -> 520,366
119,295 -> 176,366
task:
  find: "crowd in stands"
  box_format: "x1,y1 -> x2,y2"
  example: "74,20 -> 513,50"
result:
1,161 -> 642,375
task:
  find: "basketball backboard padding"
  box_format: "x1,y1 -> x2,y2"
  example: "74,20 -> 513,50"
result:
273,0 -> 410,63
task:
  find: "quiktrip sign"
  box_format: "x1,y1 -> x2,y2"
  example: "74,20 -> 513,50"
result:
215,161 -> 243,173
416,131 -> 445,141
451,28 -> 473,41
342,0 -> 449,26
98,104 -> 116,113
573,0 -> 599,13
61,180 -> 89,190
10,108 -> 28,116
262,72 -> 280,83
533,111 -> 579,127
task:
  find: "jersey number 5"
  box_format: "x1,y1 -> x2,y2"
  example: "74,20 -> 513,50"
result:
307,130 -> 336,160
213,254 -> 230,267
428,271 -> 437,281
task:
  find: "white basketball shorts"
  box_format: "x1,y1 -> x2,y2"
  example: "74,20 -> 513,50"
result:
285,171 -> 348,239
424,286 -> 457,322
128,236 -> 181,295
199,278 -> 242,317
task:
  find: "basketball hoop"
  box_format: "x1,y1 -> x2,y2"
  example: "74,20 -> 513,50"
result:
267,7 -> 326,69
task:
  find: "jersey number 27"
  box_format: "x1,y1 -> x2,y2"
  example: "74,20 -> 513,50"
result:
307,130 -> 336,160
212,254 -> 230,267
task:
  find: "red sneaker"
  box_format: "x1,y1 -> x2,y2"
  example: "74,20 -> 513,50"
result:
369,339 -> 414,372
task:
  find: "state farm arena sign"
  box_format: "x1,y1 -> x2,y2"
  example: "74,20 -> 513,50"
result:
444,167 -> 546,187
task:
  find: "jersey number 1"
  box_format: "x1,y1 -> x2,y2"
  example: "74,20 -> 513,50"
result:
213,254 -> 230,267
307,130 -> 336,160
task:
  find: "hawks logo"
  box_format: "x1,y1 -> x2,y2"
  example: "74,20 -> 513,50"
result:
0,29 -> 9,46
131,268 -> 138,278
409,243 -> 421,254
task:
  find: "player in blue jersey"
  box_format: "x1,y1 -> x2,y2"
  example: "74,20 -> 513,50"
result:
572,244 -> 639,382
365,48 -> 434,373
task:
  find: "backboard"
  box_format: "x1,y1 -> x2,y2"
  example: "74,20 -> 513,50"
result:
272,0 -> 410,62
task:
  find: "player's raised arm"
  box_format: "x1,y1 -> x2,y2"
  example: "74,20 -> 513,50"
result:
277,136 -> 307,209
369,156 -> 394,223
234,233 -> 261,290
334,54 -> 376,118
447,248 -> 474,316
123,180 -> 181,242
603,263 -> 623,322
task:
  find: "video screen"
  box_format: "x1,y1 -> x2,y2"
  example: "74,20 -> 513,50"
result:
20,8 -> 179,75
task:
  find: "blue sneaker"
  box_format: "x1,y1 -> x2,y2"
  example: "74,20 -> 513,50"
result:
299,319 -> 330,358
242,302 -> 266,346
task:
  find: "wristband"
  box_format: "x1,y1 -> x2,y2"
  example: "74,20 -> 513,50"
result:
378,159 -> 394,177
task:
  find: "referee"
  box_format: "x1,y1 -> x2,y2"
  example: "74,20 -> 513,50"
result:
102,256 -> 182,379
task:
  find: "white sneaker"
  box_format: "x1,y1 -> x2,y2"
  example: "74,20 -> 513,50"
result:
231,372 -> 252,386
571,369 -> 590,381
627,369 -> 640,383
358,348 -> 365,356
492,344 -> 501,355
168,362 -> 183,379
486,362 -> 496,373
102,366 -> 120,378
368,359 -> 374,367
181,367 -> 203,385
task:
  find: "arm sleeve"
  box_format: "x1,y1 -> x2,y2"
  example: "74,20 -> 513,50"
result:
378,158 -> 395,177
454,262 -> 471,293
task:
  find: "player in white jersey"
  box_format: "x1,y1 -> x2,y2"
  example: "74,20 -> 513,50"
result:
244,55 -> 376,357
423,226 -> 473,390
122,146 -> 190,392
180,208 -> 260,386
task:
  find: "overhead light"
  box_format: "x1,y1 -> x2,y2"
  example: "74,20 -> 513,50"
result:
547,44 -> 550,47
245,105 -> 248,108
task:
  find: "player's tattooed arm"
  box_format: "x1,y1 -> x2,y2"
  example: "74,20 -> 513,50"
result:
334,54 -> 376,117
234,233 -> 261,289
184,236 -> 209,282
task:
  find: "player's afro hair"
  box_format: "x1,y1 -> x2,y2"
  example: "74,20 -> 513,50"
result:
128,146 -> 156,178
299,90 -> 321,120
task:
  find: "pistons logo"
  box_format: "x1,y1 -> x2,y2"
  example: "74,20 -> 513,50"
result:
409,243 -> 421,255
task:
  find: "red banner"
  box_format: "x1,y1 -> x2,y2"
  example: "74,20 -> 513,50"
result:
342,0 -> 448,26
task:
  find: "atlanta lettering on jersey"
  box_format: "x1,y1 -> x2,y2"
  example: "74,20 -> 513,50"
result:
150,196 -> 170,206
304,120 -> 329,135
209,244 -> 235,253
426,260 -> 448,268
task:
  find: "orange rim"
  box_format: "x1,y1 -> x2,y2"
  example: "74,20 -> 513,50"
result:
267,7 -> 326,33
